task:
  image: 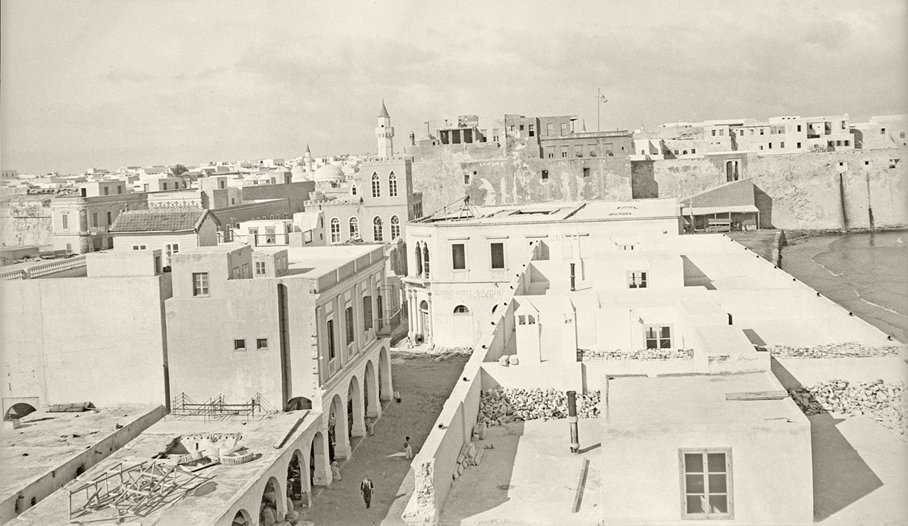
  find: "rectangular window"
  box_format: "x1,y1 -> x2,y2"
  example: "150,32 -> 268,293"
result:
117,185 -> 123,194
192,272 -> 209,297
345,305 -> 355,345
528,124 -> 535,137
797,142 -> 802,149
327,319 -> 336,360
780,142 -> 785,148
519,124 -> 524,131
234,339 -> 246,351
797,124 -> 802,132
583,167 -> 590,178
711,130 -> 716,137
561,150 -> 568,158
627,271 -> 647,288
560,123 -> 568,135
104,186 -> 109,196
164,243 -> 179,266
645,325 -> 671,349
162,182 -> 168,190
106,211 -> 112,225
452,243 -> 466,270
92,212 -> 98,227
255,261 -> 266,275
62,214 -> 68,229
541,170 -> 549,181
256,338 -> 268,350
490,242 -> 505,269
363,295 -> 373,331
681,449 -> 732,518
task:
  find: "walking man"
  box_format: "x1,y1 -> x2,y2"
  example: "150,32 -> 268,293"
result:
360,475 -> 374,509
403,436 -> 413,460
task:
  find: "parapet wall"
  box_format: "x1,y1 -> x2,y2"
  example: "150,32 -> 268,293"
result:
637,148 -> 908,230
402,252 -> 531,525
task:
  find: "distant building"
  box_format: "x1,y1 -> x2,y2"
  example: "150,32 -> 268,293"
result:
50,181 -> 147,253
851,114 -> 908,149
109,208 -> 219,267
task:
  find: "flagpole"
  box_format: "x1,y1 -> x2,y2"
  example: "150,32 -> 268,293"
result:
597,88 -> 601,133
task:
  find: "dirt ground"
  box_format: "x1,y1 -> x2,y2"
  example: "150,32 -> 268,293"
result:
300,350 -> 469,526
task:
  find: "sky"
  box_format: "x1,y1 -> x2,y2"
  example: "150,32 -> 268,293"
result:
1,0 -> 906,174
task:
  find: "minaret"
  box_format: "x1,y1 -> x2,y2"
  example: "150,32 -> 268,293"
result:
305,144 -> 314,175
375,100 -> 394,158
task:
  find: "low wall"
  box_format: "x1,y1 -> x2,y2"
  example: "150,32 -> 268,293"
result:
772,356 -> 907,388
402,251 -> 532,524
0,405 -> 164,524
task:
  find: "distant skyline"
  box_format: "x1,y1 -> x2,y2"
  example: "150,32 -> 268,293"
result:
2,0 -> 906,174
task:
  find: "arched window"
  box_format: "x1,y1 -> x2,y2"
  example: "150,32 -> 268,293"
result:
453,305 -> 470,314
389,172 -> 398,197
349,217 -> 359,239
390,215 -> 400,239
330,218 -> 340,243
422,243 -> 430,278
414,242 -> 423,277
373,216 -> 383,242
371,173 -> 380,198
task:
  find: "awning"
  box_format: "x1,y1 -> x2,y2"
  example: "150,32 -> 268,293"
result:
681,205 -> 759,216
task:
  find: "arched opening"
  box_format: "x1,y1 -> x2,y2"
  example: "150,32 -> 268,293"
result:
453,305 -> 473,345
347,375 -> 365,438
373,216 -> 383,242
364,360 -> 380,419
231,509 -> 252,526
371,172 -> 381,198
390,215 -> 400,240
310,431 -> 328,487
330,218 -> 340,244
418,299 -> 431,343
5,403 -> 36,421
378,346 -> 392,402
328,394 -> 349,460
414,242 -> 423,277
421,244 -> 430,278
259,476 -> 285,525
287,449 -> 310,511
389,172 -> 398,197
349,217 -> 359,239
453,305 -> 470,314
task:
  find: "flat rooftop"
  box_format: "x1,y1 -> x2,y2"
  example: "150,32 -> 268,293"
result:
417,199 -> 679,226
259,245 -> 383,278
606,371 -> 806,428
0,405 -> 159,506
11,411 -> 319,525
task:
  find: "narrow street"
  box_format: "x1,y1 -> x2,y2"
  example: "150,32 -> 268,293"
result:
300,350 -> 469,526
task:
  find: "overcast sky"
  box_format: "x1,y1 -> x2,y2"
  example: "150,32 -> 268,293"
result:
2,0 -> 906,174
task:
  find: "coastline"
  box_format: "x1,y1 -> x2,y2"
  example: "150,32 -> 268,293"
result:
780,230 -> 908,343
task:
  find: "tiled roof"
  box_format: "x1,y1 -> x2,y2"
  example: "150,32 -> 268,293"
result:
110,208 -> 211,233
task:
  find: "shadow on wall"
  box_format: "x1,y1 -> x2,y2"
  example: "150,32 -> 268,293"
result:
771,358 -> 883,522
681,256 -> 715,290
440,421 -> 525,523
754,184 -> 774,228
631,161 -> 658,199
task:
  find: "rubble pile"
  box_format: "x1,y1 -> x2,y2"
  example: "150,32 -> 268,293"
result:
787,380 -> 905,434
763,343 -> 906,359
479,387 -> 600,426
577,348 -> 694,361
452,438 -> 491,481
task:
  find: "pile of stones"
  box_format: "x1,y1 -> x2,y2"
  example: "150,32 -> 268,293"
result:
577,348 -> 694,361
479,387 -> 600,426
787,380 -> 905,435
763,343 -> 906,359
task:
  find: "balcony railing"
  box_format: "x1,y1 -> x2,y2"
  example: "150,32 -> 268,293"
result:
0,255 -> 87,280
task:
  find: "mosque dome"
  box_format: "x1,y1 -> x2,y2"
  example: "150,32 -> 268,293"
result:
313,164 -> 344,183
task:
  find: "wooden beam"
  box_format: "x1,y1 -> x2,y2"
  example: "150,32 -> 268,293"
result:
725,390 -> 788,401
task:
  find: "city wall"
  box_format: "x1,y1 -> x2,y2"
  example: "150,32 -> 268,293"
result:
635,148 -> 908,230
411,149 -> 632,214
0,196 -> 53,248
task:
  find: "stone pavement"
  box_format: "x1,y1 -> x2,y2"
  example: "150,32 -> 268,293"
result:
300,352 -> 469,526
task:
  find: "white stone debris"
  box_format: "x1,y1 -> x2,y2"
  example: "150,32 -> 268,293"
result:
479,387 -> 600,426
787,380 -> 905,435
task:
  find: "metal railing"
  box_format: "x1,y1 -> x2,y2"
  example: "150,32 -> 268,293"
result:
169,392 -> 271,418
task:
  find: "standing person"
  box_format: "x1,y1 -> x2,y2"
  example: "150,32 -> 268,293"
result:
360,476 -> 374,509
403,436 -> 413,460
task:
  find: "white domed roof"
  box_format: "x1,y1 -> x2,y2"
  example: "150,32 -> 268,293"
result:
313,164 -> 344,183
